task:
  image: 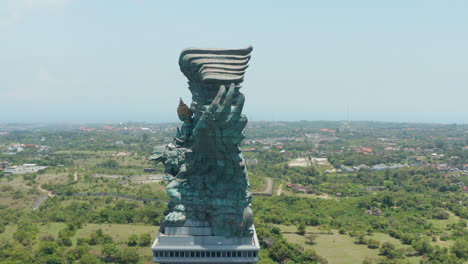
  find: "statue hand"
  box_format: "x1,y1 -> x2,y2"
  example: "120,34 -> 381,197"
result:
193,83 -> 247,139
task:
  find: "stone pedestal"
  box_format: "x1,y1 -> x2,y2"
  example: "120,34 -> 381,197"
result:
152,219 -> 260,264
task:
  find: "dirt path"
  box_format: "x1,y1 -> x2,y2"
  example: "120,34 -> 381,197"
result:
38,185 -> 54,197
277,181 -> 283,196
32,186 -> 54,210
74,170 -> 78,181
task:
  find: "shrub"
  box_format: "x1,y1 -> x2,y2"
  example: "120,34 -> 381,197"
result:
367,239 -> 380,249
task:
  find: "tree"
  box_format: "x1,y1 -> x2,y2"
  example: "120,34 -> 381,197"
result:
119,247 -> 140,264
78,254 -> 100,264
451,239 -> 468,260
36,254 -> 64,264
138,233 -> 152,247
297,222 -> 306,235
380,242 -> 396,258
38,241 -> 59,255
412,239 -> 434,256
305,234 -> 319,245
127,234 -> 138,247
98,160 -> 119,170
269,240 -> 293,263
431,208 -> 450,220
367,239 -> 380,249
101,243 -> 120,262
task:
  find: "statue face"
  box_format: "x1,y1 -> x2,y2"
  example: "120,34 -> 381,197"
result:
164,150 -> 182,176
150,153 -> 165,163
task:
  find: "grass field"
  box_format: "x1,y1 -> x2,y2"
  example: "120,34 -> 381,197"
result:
74,223 -> 158,245
74,223 -> 159,262
428,213 -> 461,230
38,222 -> 68,238
275,224 -> 423,264
0,176 -> 41,209
1,222 -> 158,263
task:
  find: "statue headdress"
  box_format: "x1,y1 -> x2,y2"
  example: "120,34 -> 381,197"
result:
177,98 -> 192,118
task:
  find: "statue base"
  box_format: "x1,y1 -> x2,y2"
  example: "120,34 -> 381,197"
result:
152,219 -> 260,264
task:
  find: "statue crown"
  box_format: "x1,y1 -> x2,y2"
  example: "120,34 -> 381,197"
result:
177,98 -> 193,118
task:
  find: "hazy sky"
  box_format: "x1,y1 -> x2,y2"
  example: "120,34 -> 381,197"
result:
1,0 -> 467,124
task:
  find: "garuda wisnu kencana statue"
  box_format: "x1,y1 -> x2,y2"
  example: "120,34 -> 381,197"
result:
151,47 -> 254,237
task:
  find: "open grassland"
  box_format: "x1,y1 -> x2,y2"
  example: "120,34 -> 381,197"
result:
74,223 -> 158,244
0,177 -> 42,209
1,222 -> 158,264
281,188 -> 338,200
53,150 -> 152,168
38,222 -> 68,238
275,224 -> 422,264
37,172 -> 69,185
74,223 -> 158,263
428,213 -> 461,230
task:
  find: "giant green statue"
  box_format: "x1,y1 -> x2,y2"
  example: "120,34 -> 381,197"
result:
151,47 -> 254,237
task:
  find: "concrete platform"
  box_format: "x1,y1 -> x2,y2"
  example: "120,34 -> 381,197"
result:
152,220 -> 259,264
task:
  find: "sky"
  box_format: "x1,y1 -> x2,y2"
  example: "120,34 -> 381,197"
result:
1,0 -> 467,124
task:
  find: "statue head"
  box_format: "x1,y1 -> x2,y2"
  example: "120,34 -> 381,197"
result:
150,143 -> 185,176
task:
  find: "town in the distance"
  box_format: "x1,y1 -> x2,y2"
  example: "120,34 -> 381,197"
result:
0,120 -> 466,264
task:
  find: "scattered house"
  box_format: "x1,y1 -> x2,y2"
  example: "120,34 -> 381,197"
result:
384,147 -> 400,151
311,157 -> 330,166
339,165 -> 355,173
355,147 -> 373,154
4,164 -> 47,174
0,161 -> 10,169
286,183 -> 313,194
365,209 -> 382,216
353,164 -> 370,171
320,128 -> 336,134
296,188 -> 307,193
403,148 -> 415,152
288,158 -> 311,167
144,168 -> 156,172
370,163 -> 405,171
38,146 -> 51,155
242,148 -> 257,152
112,151 -> 132,157
115,141 -> 125,145
79,126 -> 96,132
3,144 -> 24,155
362,147 -> 373,153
